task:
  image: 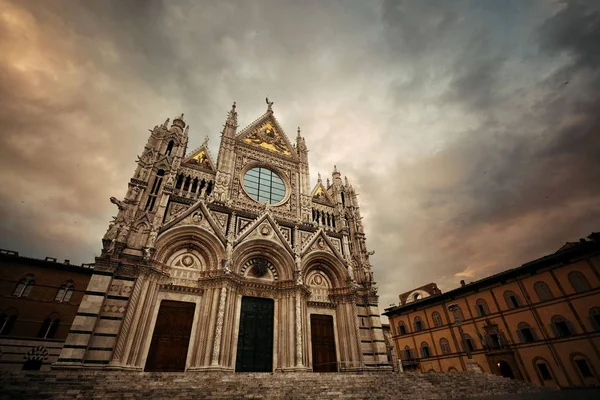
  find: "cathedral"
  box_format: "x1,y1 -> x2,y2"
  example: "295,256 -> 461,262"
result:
55,100 -> 388,373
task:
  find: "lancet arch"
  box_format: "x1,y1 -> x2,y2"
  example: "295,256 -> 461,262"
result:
232,238 -> 295,281
154,225 -> 224,271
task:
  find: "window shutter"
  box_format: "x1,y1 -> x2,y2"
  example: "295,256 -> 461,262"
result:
550,323 -> 559,338
530,327 -> 537,341
589,316 -> 600,332
565,320 -> 576,335
517,329 -> 525,343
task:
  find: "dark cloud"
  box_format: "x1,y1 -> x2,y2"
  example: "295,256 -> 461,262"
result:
0,0 -> 599,315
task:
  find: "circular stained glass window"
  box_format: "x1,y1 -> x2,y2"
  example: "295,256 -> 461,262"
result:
243,167 -> 286,204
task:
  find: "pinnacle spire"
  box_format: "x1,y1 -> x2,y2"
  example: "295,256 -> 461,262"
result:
226,102 -> 238,127
297,126 -> 301,138
318,172 -> 322,182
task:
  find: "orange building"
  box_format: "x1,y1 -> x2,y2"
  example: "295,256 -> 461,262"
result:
383,233 -> 600,388
0,249 -> 93,370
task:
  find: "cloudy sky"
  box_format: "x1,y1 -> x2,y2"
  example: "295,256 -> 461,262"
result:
1,0 -> 599,312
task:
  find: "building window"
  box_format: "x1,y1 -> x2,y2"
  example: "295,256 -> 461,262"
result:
165,140 -> 174,156
551,315 -> 574,338
13,275 -> 35,298
414,316 -> 424,332
403,345 -> 412,360
397,321 -> 407,335
537,362 -> 553,381
568,271 -> 591,293
475,299 -> 489,316
420,342 -> 431,358
432,311 -> 443,327
533,281 -> 554,302
243,167 -> 286,204
37,314 -> 60,339
55,282 -> 75,303
145,169 -> 165,211
0,310 -> 17,335
487,333 -> 502,349
574,358 -> 594,378
449,305 -> 464,323
517,322 -> 536,343
589,307 -> 600,331
503,290 -> 521,309
463,334 -> 476,352
439,338 -> 451,354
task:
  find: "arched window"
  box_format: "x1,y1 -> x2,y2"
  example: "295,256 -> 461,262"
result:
431,311 -> 443,327
463,333 -> 476,352
403,345 -> 412,360
568,271 -> 591,293
475,299 -> 490,316
551,315 -> 575,338
413,293 -> 421,301
414,316 -> 425,332
533,281 -> 554,302
448,305 -> 464,323
420,342 -> 431,358
533,357 -> 554,383
37,314 -> 60,339
0,309 -> 17,335
397,321 -> 407,335
517,322 -> 536,343
55,282 -> 75,303
503,290 -> 522,309
165,140 -> 174,156
589,307 -> 600,331
439,338 -> 451,354
13,275 -> 35,298
145,169 -> 165,211
571,353 -> 596,381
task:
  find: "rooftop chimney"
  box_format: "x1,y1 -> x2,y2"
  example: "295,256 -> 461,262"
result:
460,280 -> 466,287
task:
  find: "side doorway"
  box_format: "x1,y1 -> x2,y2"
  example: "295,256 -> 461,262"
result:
310,314 -> 337,372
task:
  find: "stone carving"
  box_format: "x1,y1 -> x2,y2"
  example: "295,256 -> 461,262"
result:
211,287 -> 227,366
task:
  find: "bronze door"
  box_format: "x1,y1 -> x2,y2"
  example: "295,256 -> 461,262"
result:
235,297 -> 274,372
144,300 -> 195,372
311,314 -> 337,372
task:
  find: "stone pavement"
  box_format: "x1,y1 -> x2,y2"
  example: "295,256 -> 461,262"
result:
0,370 -> 549,399
466,387 -> 600,400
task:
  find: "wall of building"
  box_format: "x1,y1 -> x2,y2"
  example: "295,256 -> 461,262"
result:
0,252 -> 93,371
387,249 -> 600,388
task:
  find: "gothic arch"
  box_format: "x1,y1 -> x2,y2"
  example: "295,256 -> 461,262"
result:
302,251 -> 349,288
232,238 -> 295,281
154,225 -> 224,271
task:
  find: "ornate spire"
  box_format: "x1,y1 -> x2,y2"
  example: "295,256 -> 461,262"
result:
173,113 -> 186,130
184,125 -> 189,136
226,102 -> 237,127
318,172 -> 322,182
162,118 -> 170,129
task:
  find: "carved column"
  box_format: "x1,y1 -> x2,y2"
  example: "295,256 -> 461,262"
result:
110,274 -> 145,366
211,286 -> 227,366
295,291 -> 303,367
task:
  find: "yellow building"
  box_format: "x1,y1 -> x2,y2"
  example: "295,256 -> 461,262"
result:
383,233 -> 600,388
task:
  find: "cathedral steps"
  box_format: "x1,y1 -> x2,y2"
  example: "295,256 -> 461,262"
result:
0,370 -> 547,399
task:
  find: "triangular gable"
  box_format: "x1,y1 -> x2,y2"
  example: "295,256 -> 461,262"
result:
159,200 -> 226,244
234,211 -> 294,255
183,137 -> 216,170
236,112 -> 298,159
311,180 -> 335,206
301,228 -> 345,263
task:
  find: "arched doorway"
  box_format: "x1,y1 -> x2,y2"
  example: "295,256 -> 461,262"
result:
497,360 -> 514,379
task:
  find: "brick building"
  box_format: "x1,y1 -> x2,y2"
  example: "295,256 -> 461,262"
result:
383,233 -> 600,388
0,250 -> 93,370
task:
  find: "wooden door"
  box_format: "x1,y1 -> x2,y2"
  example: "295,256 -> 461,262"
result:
235,297 -> 274,372
311,314 -> 337,372
144,300 -> 195,372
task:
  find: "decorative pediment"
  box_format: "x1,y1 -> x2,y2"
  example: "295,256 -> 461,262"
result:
183,137 -> 215,170
234,211 -> 294,255
236,112 -> 297,159
311,179 -> 335,206
159,200 -> 226,244
301,228 -> 345,263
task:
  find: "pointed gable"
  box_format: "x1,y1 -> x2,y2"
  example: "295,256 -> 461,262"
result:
183,137 -> 216,170
311,178 -> 335,206
234,211 -> 294,255
236,111 -> 298,159
159,200 -> 226,244
301,228 -> 345,263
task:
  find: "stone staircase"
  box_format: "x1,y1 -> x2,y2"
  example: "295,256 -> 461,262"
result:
0,370 -> 547,399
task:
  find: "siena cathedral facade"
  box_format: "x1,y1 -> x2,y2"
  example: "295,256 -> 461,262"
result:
56,101 -> 388,373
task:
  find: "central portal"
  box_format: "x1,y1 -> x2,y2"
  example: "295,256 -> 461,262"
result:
145,300 -> 195,372
235,296 -> 274,372
311,314 -> 337,372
